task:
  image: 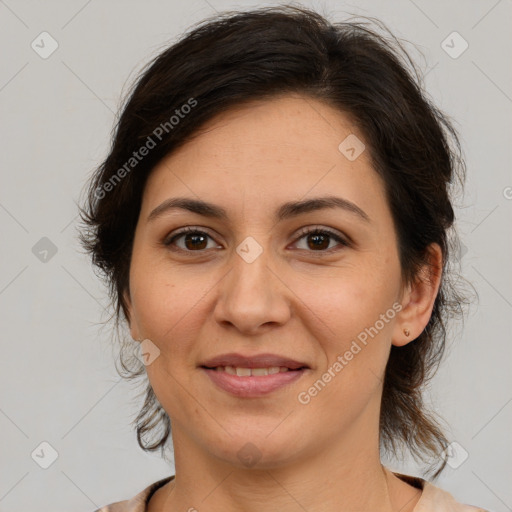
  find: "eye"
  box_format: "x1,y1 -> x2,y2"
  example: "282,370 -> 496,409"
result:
292,226 -> 349,252
163,227 -> 219,252
163,225 -> 350,253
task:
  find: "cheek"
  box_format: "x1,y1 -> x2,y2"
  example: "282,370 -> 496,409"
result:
129,248 -> 206,344
130,279 -> 178,341
132,267 -> 209,414
297,283 -> 396,419
293,259 -> 399,340
290,261 -> 399,399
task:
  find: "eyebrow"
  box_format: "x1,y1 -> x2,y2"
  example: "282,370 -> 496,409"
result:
147,195 -> 371,224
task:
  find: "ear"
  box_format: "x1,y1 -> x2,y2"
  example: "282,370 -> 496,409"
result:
123,287 -> 141,341
392,243 -> 443,347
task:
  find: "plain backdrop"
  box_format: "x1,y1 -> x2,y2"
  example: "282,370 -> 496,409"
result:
0,0 -> 511,511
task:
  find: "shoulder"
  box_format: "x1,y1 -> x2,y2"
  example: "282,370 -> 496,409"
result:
93,476 -> 174,512
414,479 -> 490,512
391,470 -> 489,512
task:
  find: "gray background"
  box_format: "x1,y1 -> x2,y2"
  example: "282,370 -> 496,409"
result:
0,0 -> 511,510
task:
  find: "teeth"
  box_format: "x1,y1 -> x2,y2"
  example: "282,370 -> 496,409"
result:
216,366 -> 291,376
251,368 -> 268,376
224,366 -> 236,375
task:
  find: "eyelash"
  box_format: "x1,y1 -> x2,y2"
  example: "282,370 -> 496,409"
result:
163,226 -> 350,254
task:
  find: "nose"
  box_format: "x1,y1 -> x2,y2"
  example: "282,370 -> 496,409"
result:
213,243 -> 292,335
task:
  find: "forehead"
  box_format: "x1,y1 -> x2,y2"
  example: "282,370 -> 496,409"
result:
142,94 -> 388,224
178,94 -> 366,165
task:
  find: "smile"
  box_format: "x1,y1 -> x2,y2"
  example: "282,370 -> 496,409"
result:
210,366 -> 292,376
201,366 -> 307,397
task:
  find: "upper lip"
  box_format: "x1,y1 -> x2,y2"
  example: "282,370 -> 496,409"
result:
200,353 -> 309,370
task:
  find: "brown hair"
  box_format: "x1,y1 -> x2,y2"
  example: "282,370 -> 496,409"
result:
78,4 -> 472,478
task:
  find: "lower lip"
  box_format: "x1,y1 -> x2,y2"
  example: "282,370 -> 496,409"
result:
201,368 -> 307,397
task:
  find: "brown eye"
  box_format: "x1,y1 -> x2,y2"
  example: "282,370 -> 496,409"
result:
164,227 -> 218,252
163,226 -> 349,254
293,227 -> 349,252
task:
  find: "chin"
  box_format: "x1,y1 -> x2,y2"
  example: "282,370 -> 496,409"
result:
202,427 -> 308,471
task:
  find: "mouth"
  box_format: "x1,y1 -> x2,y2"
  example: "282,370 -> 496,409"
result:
201,365 -> 305,376
199,353 -> 310,397
200,352 -> 309,371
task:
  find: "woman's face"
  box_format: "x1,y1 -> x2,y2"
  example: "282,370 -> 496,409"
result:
125,94 -> 434,468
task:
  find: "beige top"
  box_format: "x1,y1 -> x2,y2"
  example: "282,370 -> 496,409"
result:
94,472 -> 489,511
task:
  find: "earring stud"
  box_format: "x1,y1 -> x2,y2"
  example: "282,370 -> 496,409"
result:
403,328 -> 410,337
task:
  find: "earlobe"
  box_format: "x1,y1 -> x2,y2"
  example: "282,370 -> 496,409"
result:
392,243 -> 443,347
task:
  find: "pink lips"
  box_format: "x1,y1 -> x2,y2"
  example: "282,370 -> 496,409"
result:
201,352 -> 308,370
200,352 -> 309,398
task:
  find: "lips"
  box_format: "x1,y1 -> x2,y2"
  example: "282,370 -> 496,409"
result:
200,353 -> 309,370
199,353 -> 310,397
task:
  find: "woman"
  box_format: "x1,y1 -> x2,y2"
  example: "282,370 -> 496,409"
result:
79,5 -> 486,511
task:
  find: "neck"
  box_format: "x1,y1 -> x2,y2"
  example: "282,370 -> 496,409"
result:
151,419 -> 420,511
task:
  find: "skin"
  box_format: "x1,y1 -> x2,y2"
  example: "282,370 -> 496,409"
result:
124,94 -> 443,512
